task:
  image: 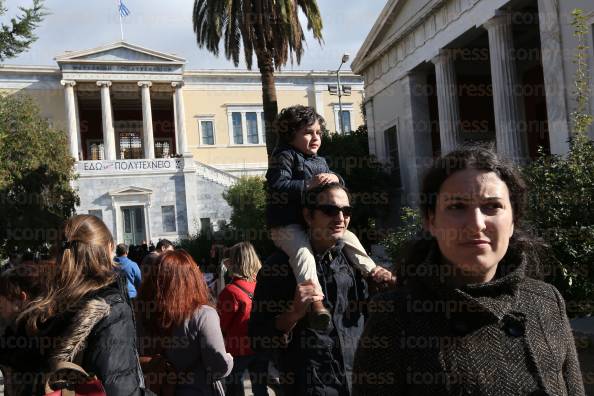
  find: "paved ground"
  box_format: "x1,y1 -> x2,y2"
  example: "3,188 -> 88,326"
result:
0,371 -> 276,396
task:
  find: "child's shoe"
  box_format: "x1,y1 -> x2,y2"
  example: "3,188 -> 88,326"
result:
308,300 -> 331,330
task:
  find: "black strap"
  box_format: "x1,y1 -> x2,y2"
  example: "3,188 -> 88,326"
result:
231,281 -> 254,300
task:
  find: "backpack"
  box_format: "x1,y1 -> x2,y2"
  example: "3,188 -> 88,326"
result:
43,361 -> 106,396
138,354 -> 177,396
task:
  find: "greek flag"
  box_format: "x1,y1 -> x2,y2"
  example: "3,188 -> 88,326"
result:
119,0 -> 130,17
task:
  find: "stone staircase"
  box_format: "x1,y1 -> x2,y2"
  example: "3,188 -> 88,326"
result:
195,161 -> 239,188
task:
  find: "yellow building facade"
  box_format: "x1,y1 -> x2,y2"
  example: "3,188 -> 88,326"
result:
0,42 -> 364,243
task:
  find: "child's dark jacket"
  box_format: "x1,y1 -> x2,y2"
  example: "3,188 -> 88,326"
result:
265,144 -> 341,227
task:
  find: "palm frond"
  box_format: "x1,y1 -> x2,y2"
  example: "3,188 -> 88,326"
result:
192,0 -> 324,69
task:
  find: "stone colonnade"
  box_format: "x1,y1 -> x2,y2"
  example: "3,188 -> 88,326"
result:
60,79 -> 189,161
410,10 -> 528,163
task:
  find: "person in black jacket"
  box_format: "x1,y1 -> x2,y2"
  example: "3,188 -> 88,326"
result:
0,214 -> 148,395
250,183 -> 370,396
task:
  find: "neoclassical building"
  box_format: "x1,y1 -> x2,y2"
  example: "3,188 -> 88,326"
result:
0,42 -> 364,244
352,0 -> 594,205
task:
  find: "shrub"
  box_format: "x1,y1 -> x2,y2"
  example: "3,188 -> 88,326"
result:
317,125 -> 394,247
523,9 -> 594,316
222,176 -> 274,256
380,207 -> 421,265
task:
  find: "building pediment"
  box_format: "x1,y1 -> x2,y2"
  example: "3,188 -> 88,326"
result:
352,0 -> 440,74
55,41 -> 185,65
57,42 -> 185,81
109,186 -> 153,196
352,0 -> 401,73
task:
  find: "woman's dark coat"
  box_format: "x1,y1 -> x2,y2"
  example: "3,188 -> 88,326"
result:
352,248 -> 586,395
0,273 -> 147,395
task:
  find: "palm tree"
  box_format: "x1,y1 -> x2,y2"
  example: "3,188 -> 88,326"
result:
192,0 -> 323,156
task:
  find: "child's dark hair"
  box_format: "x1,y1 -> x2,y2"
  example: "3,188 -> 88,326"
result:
277,105 -> 325,143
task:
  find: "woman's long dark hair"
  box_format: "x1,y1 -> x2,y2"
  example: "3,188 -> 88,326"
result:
18,215 -> 117,335
399,145 -> 547,279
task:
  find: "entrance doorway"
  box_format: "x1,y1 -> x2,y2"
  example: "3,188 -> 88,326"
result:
122,206 -> 145,245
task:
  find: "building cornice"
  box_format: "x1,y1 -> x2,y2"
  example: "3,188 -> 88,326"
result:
0,64 -> 60,74
352,0 -> 446,74
0,65 -> 363,89
183,69 -> 362,79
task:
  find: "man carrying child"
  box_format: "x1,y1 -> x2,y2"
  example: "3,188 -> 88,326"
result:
264,105 -> 394,328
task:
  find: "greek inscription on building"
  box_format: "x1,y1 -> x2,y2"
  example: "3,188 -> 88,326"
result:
81,159 -> 182,172
68,64 -> 176,73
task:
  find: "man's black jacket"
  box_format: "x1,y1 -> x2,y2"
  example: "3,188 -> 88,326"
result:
249,243 -> 368,396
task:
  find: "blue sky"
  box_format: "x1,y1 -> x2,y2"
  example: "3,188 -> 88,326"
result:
3,0 -> 386,71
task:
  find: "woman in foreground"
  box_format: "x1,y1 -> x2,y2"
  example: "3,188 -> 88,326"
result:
353,146 -> 585,395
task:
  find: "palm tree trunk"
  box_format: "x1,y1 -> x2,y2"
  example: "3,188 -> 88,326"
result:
252,0 -> 278,158
257,51 -> 278,157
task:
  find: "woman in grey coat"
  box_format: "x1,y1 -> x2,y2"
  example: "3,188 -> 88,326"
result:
353,146 -> 585,395
137,249 -> 233,395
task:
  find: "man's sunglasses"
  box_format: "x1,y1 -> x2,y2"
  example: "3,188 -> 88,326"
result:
315,204 -> 353,217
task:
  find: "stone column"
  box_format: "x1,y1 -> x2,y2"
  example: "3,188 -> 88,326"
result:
484,11 -> 528,163
364,100 -> 377,158
537,0 -> 570,155
172,81 -> 189,155
74,94 -> 83,158
173,91 -> 180,154
401,72 -> 434,205
61,80 -> 80,160
138,81 -> 155,159
97,81 -> 117,160
432,49 -> 462,155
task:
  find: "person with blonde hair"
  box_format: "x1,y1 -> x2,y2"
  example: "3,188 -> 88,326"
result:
217,242 -> 269,396
1,214 -> 147,395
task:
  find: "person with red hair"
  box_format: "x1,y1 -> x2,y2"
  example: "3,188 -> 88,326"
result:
137,249 -> 233,396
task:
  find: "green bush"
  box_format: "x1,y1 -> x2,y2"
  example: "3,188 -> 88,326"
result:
380,207 -> 421,265
524,139 -> 594,317
318,125 -> 394,247
222,175 -> 274,256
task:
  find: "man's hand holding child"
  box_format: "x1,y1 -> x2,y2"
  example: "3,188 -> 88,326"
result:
307,173 -> 340,190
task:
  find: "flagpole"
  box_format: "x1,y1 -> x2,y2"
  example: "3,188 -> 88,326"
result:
118,0 -> 124,41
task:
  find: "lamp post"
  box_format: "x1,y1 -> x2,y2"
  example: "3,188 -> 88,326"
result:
337,53 -> 350,133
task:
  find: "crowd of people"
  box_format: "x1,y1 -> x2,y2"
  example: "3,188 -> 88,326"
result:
0,105 -> 586,395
